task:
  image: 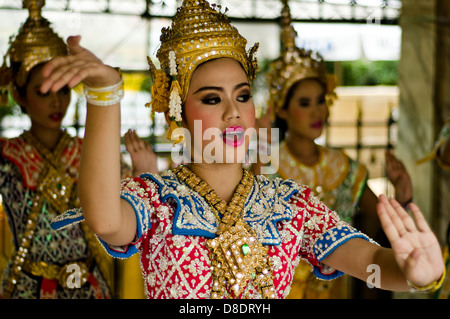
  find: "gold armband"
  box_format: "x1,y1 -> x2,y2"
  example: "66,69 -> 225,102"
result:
83,68 -> 124,106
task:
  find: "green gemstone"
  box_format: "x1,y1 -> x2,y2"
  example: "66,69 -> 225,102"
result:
56,183 -> 62,189
241,244 -> 250,256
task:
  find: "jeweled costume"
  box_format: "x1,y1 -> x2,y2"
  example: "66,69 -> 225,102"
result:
0,0 -> 112,299
54,166 -> 373,299
52,0 -> 374,299
266,0 -> 368,299
275,144 -> 368,225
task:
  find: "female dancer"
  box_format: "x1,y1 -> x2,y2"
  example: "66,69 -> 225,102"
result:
47,0 -> 444,299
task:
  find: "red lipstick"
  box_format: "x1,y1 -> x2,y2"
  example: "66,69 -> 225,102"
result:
222,126 -> 245,147
49,112 -> 63,122
311,121 -> 323,129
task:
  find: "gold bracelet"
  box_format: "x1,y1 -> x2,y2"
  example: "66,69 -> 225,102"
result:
407,267 -> 446,293
84,78 -> 124,106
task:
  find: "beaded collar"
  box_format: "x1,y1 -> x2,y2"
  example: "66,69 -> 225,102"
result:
0,130 -> 81,189
146,166 -> 301,246
171,165 -> 275,298
51,168 -> 302,246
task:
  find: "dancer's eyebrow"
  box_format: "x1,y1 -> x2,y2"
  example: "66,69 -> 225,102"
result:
193,82 -> 250,94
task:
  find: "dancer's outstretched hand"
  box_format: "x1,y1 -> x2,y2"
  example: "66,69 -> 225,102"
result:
377,194 -> 444,288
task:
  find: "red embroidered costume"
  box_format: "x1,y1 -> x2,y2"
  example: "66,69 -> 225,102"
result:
53,169 -> 373,299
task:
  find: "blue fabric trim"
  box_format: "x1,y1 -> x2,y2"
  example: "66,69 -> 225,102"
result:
96,236 -> 139,259
317,233 -> 370,262
312,225 -> 372,280
140,171 -> 299,245
120,192 -> 146,240
51,193 -> 147,258
141,172 -> 301,245
281,181 -> 299,202
50,208 -> 84,231
143,172 -> 219,239
313,267 -> 344,281
93,191 -> 154,259
245,177 -> 299,246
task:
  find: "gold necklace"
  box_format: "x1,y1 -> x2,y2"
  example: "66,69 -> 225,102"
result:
173,165 -> 275,299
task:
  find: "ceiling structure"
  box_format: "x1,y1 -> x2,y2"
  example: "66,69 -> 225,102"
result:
0,0 -> 401,24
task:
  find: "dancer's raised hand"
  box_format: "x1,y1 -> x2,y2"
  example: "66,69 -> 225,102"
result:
377,194 -> 445,288
40,35 -> 120,93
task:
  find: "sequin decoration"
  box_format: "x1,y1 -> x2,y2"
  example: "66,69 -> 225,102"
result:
173,165 -> 276,299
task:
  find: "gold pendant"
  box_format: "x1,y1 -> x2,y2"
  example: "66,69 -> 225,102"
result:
173,165 -> 275,299
207,219 -> 275,299
37,165 -> 74,213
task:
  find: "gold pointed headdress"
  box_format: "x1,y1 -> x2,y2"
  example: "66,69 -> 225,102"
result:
146,0 -> 259,144
267,0 -> 336,114
0,0 -> 68,106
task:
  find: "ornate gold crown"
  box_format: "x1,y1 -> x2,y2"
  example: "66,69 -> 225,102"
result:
266,0 -> 336,114
0,0 -> 68,106
146,0 -> 259,144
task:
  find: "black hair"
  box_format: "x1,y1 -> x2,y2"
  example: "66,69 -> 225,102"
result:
11,62 -> 28,98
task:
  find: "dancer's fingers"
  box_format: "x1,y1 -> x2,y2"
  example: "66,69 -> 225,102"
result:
409,203 -> 431,233
377,195 -> 400,241
388,198 -> 416,232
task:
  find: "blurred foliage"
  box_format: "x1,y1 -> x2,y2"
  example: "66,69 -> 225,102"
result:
252,58 -> 272,94
0,95 -> 17,120
339,60 -> 398,86
253,59 -> 399,93
139,73 -> 152,93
